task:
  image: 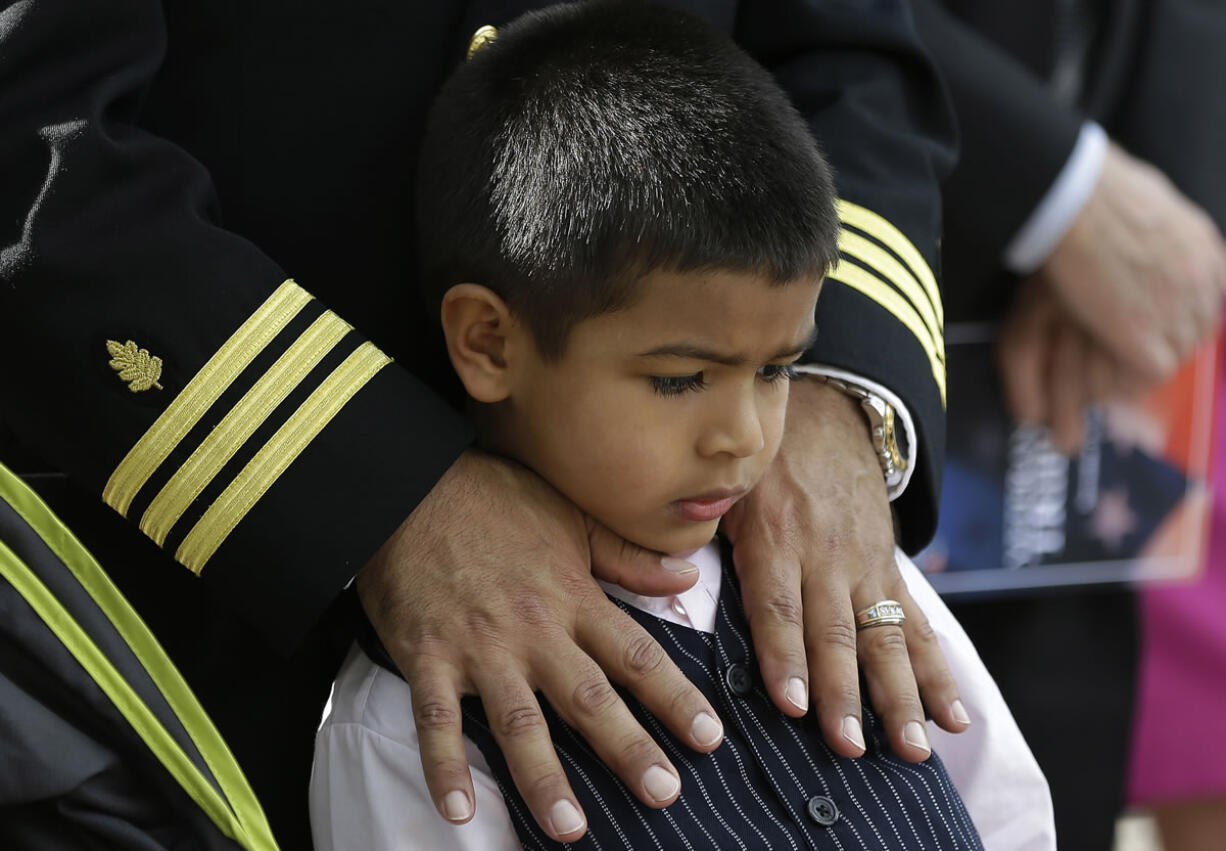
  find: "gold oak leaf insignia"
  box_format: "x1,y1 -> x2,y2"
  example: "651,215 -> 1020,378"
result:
106,339 -> 164,392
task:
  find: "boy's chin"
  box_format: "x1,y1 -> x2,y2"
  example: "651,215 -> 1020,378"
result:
626,521 -> 719,559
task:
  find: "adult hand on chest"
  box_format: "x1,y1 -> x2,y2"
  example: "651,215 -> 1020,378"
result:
722,376 -> 970,762
356,449 -> 721,843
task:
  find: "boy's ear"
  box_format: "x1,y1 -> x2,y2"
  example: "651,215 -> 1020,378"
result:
440,283 -> 519,403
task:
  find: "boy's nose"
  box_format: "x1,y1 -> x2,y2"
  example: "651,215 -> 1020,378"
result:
698,400 -> 766,459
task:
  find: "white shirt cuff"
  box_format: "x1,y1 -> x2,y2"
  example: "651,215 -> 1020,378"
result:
793,364 -> 917,501
1002,121 -> 1108,275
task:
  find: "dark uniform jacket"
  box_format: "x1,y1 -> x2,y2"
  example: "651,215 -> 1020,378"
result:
0,0 -> 954,844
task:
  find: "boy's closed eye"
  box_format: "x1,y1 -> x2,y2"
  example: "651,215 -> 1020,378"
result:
649,362 -> 801,397
651,372 -> 709,397
760,363 -> 800,384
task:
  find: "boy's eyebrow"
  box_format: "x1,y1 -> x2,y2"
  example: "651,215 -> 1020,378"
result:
637,325 -> 819,365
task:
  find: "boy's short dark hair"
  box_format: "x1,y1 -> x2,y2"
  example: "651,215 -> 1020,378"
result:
417,0 -> 840,358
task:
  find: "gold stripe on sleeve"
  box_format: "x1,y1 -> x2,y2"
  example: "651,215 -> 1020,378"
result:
826,261 -> 947,404
103,280 -> 313,517
838,229 -> 943,349
175,342 -> 392,575
836,199 -> 943,326
138,312 -> 353,547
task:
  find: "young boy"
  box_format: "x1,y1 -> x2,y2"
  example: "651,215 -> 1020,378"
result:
312,3 -> 1024,848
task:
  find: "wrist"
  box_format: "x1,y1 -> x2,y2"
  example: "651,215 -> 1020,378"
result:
1044,140 -> 1126,274
358,448 -> 479,583
788,377 -> 882,473
795,374 -> 907,488
1006,122 -> 1109,275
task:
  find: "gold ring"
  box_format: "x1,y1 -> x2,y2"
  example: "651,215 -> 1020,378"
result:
855,600 -> 905,630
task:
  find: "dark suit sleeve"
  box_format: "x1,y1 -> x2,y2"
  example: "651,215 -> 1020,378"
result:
0,0 -> 474,652
1110,0 -> 1226,228
910,0 -> 1083,290
736,0 -> 956,552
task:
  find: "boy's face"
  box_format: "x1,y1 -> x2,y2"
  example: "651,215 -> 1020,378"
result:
501,268 -> 822,555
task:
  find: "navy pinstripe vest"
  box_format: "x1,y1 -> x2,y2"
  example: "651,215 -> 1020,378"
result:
364,559 -> 984,850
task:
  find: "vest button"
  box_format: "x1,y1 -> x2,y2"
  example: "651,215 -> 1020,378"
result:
724,663 -> 752,696
806,794 -> 839,826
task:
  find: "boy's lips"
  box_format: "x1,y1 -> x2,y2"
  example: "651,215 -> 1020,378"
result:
672,488 -> 748,522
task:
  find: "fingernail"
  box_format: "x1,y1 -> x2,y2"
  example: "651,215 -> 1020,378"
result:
903,721 -> 931,754
442,790 -> 473,822
951,699 -> 971,726
549,800 -> 586,836
661,557 -> 698,575
842,715 -> 866,751
785,677 -> 808,711
691,712 -> 724,747
643,764 -> 681,803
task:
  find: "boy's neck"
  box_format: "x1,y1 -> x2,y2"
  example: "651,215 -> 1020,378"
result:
467,398 -> 521,463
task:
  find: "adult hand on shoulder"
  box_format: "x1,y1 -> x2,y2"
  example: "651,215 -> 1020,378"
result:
1040,142 -> 1226,381
356,450 -> 723,843
721,377 -> 969,764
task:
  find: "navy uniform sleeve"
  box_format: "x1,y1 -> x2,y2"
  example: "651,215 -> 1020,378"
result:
0,0 -> 474,651
736,0 -> 957,553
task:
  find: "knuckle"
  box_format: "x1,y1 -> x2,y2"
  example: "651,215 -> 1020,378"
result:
461,609 -> 501,645
620,735 -> 663,768
386,630 -> 442,675
415,700 -> 461,731
909,617 -> 939,647
819,621 -> 859,653
496,704 -> 546,739
623,632 -> 667,678
570,675 -> 620,718
832,684 -> 863,710
522,770 -> 568,804
771,646 -> 809,677
862,626 -> 908,655
668,681 -> 704,717
573,588 -> 612,622
836,684 -> 863,706
423,755 -> 469,781
821,528 -> 852,558
412,634 -> 454,662
895,689 -> 926,713
814,683 -> 862,716
917,668 -> 959,698
512,591 -> 562,631
761,593 -> 804,629
559,571 -> 603,606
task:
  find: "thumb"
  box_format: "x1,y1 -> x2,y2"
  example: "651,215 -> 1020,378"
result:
586,518 -> 700,596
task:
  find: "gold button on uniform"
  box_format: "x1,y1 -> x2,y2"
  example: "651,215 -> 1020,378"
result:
467,25 -> 498,60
